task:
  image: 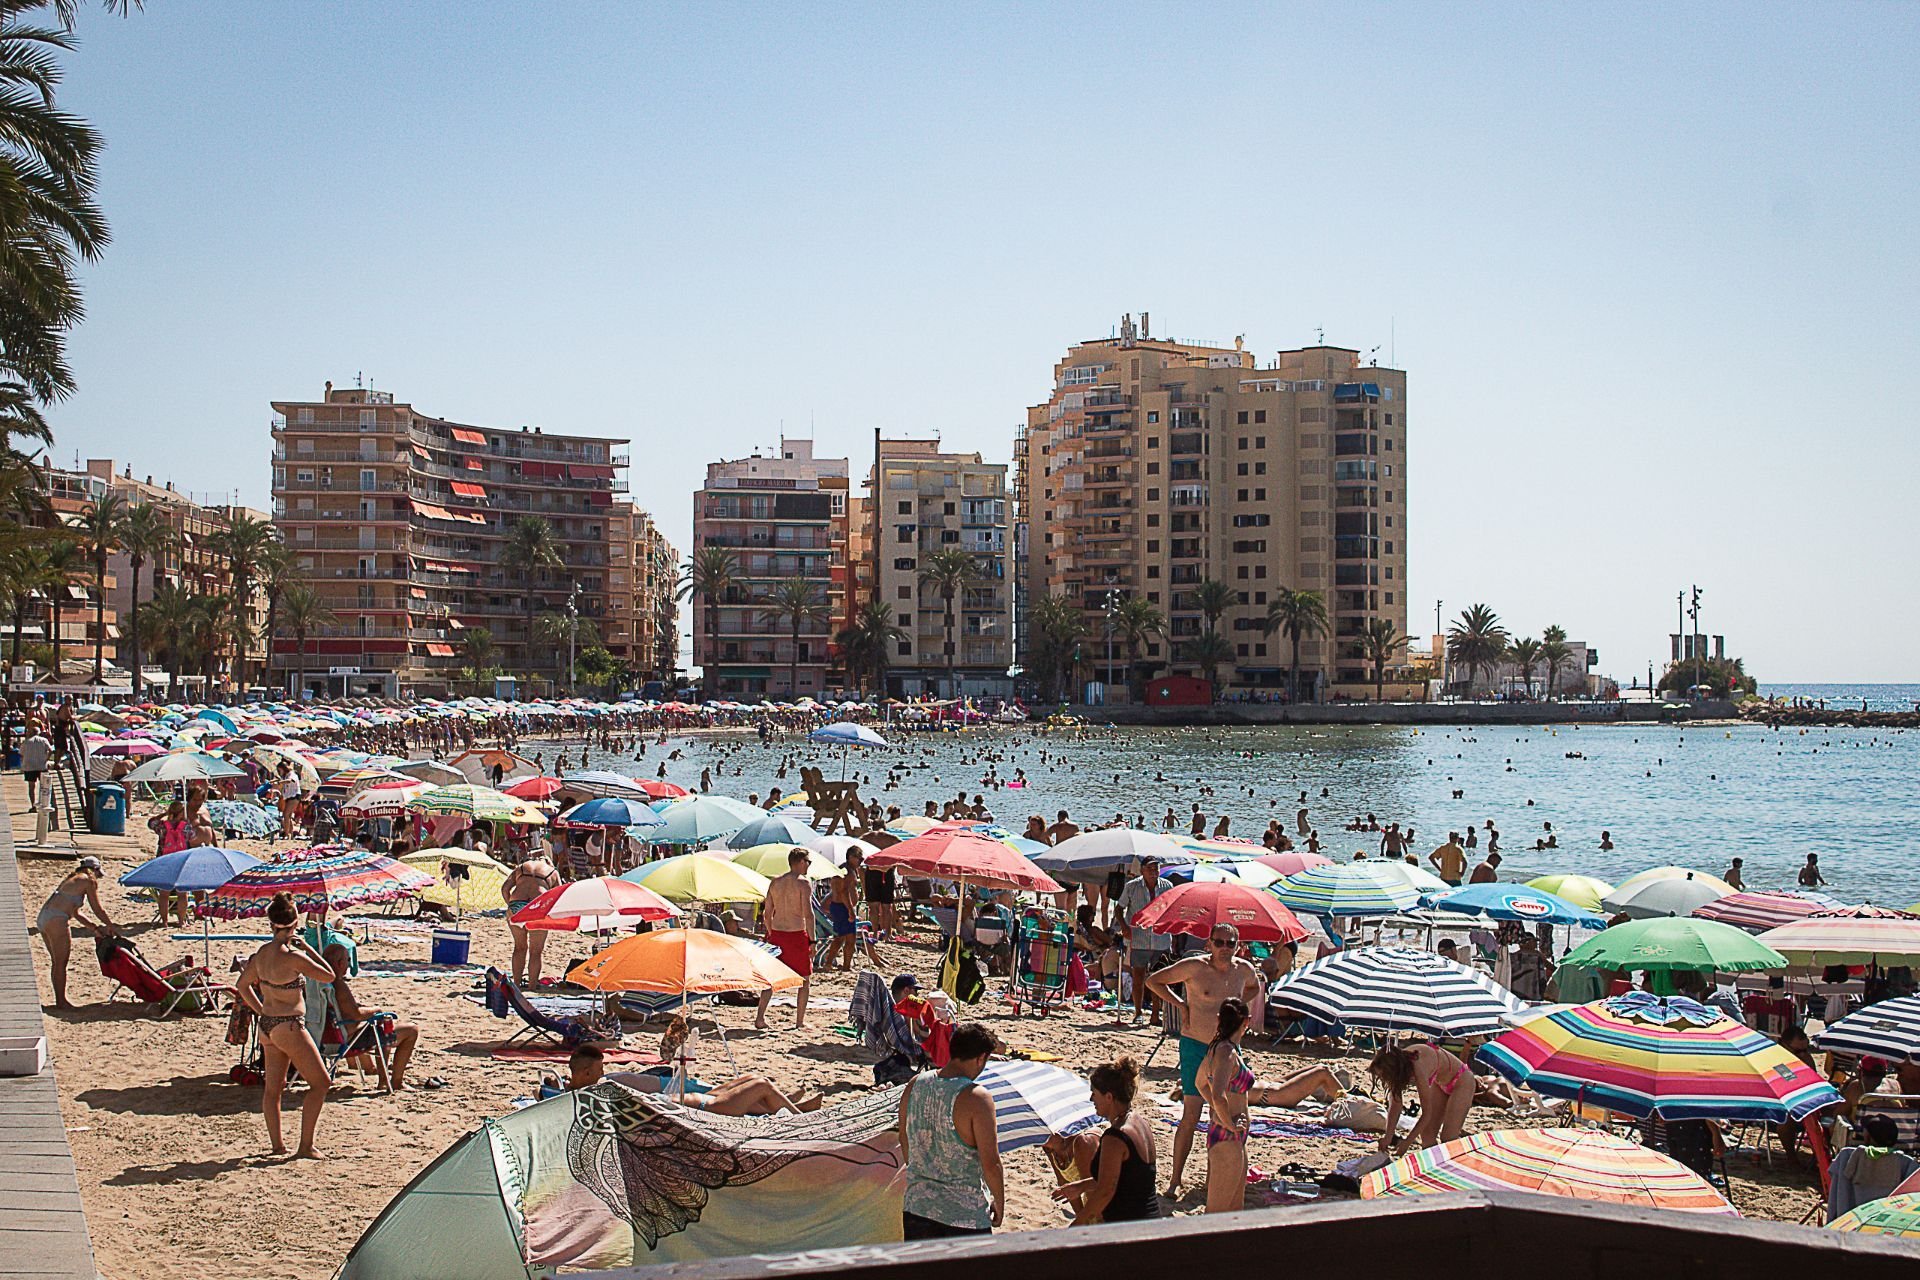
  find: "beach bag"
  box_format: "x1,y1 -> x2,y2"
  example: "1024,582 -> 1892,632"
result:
1324,1096 -> 1388,1132
1324,1151 -> 1391,1192
873,1052 -> 917,1086
939,938 -> 985,1005
1066,952 -> 1089,996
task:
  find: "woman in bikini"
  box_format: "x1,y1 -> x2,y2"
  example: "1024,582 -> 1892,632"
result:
236,892 -> 335,1158
1368,1039 -> 1474,1156
36,856 -> 113,1009
501,852 -> 561,986
1196,996 -> 1258,1213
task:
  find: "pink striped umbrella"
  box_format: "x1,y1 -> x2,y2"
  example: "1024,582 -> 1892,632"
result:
1691,890 -> 1843,934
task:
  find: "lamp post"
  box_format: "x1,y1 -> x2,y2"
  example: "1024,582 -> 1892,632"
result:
1103,582 -> 1118,705
1687,585 -> 1703,696
566,582 -> 580,696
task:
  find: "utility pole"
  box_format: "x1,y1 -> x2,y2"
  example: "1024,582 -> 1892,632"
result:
1688,585 -> 1703,695
566,582 -> 581,696
1103,582 -> 1118,703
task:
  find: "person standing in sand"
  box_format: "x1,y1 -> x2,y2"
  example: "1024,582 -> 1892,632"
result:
1145,924 -> 1265,1197
35,856 -> 113,1009
236,892 -> 336,1158
756,848 -> 815,1030
501,852 -> 561,986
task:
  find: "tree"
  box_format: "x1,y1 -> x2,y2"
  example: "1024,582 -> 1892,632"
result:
254,537 -> 292,695
677,544 -> 737,690
277,582 -> 333,700
1540,625 -> 1571,700
757,576 -> 828,699
533,609 -> 600,694
457,626 -> 498,696
1507,636 -> 1543,699
118,501 -> 172,699
207,512 -> 276,689
1184,630 -> 1233,700
1264,588 -> 1329,703
1363,617 -> 1402,703
835,601 -> 904,696
1193,578 -> 1235,633
1028,594 -> 1085,703
917,547 -> 980,696
71,490 -> 123,682
1657,655 -> 1753,700
1112,595 -> 1164,704
500,515 -> 563,678
39,532 -> 77,674
574,645 -> 626,696
1446,604 -> 1509,698
136,582 -> 194,690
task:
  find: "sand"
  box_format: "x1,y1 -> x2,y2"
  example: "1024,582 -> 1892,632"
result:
12,780 -> 1825,1280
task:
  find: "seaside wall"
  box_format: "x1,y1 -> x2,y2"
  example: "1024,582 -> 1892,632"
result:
1070,699 -> 1740,727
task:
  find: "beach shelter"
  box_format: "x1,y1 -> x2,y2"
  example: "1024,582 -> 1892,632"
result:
1813,995 -> 1920,1062
568,928 -> 800,995
1690,890 -> 1844,933
406,784 -> 546,825
1160,861 -> 1283,890
1756,907 -> 1920,966
1267,945 -> 1527,1037
1252,850 -> 1334,877
337,1082 -> 905,1277
808,720 -> 887,779
560,769 -> 655,799
808,834 -> 879,867
340,780 -> 433,816
1359,1127 -> 1736,1215
400,849 -> 508,919
119,846 -> 264,963
201,799 -> 279,838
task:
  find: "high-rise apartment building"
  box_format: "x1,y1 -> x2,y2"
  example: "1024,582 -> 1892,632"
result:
690,438 -> 847,700
270,383 -> 632,699
1015,318 -> 1407,698
604,501 -> 680,682
865,439 -> 1013,697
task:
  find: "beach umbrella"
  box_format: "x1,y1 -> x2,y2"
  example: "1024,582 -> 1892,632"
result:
1601,875 -> 1731,920
808,721 -> 888,748
1267,945 -> 1528,1037
648,795 -> 765,846
1252,850 -> 1334,877
883,815 -> 946,838
94,739 -> 163,758
1756,907 -> 1920,966
560,770 -> 654,799
1130,880 -> 1309,944
621,854 -> 772,904
202,799 -> 280,838
446,747 -> 539,784
723,813 -> 822,850
867,829 -> 1063,894
317,766 -> 409,797
1269,864 -> 1423,918
250,745 -> 321,792
556,797 -> 666,830
1476,993 -> 1842,1121
510,877 -> 680,931
977,1059 -> 1101,1153
406,784 -> 546,825
1174,835 -> 1270,860
203,844 -> 435,920
730,844 -> 843,880
1424,883 -> 1608,929
808,834 -> 880,867
1525,874 -> 1615,911
1035,827 -> 1191,873
1690,890 -> 1844,934
120,845 -> 262,892
1371,861 -> 1455,897
399,849 -> 508,919
1828,1192 -> 1920,1238
124,752 -> 247,784
635,779 -> 690,800
1558,916 -> 1787,973
1359,1128 -> 1736,1216
394,759 -> 465,787
1160,861 -> 1283,890
341,780 -> 434,816
503,776 -> 567,801
1610,866 -> 1736,898
567,927 -> 803,994
1813,995 -> 1920,1062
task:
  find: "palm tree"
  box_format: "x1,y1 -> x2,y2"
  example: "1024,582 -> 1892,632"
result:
757,577 -> 828,699
917,547 -> 980,696
1363,617 -> 1402,703
1540,624 -> 1571,700
137,582 -> 196,691
1184,630 -> 1233,700
457,626 -> 497,696
533,610 -> 599,693
677,544 -> 737,691
119,501 -> 173,699
500,515 -> 563,680
1264,588 -> 1330,704
255,538 -> 292,694
1193,578 -> 1235,633
278,583 -> 333,700
71,491 -> 124,683
0,4 -> 111,405
835,601 -> 905,697
0,382 -> 49,448
1029,594 -> 1085,703
1446,604 -> 1510,698
1507,636 -> 1543,699
39,532 -> 78,676
207,512 -> 276,689
1112,595 -> 1164,704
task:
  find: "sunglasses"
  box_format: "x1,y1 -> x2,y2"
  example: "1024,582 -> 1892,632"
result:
1209,937 -> 1236,948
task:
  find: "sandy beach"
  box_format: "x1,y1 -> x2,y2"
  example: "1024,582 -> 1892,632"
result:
13,775 -> 1826,1280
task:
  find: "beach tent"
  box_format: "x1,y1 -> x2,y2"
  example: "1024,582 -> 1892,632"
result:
338,1082 -> 904,1278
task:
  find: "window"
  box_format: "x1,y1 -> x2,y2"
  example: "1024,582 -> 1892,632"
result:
1255,462 -> 1266,475
1385,516 -> 1393,527
1146,514 -> 1159,527
1384,593 -> 1394,604
1254,410 -> 1267,424
1237,489 -> 1248,501
295,469 -> 315,483
1147,412 -> 1159,424
897,586 -> 911,599
1384,465 -> 1393,477
1237,463 -> 1248,476
1384,542 -> 1394,553
1237,412 -> 1248,425
1255,565 -> 1267,579
1146,540 -> 1159,553
1384,491 -> 1394,501
893,557 -> 915,570
1255,488 -> 1266,500
1237,566 -> 1248,579
898,501 -> 912,514
899,613 -> 912,626
1146,438 -> 1158,449
1146,462 -> 1159,474
1147,592 -> 1160,604
1146,565 -> 1159,578
1385,568 -> 1393,579
897,526 -> 913,543
1255,436 -> 1265,448
897,640 -> 911,655
1385,414 -> 1394,425
1237,643 -> 1249,656
1147,642 -> 1161,656
1254,591 -> 1267,604
1384,439 -> 1394,450
1147,488 -> 1160,500
944,502 -> 955,516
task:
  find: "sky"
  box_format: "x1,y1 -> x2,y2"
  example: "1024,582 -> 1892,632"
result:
45,2 -> 1920,682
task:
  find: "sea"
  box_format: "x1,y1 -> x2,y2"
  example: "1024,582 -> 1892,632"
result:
564,685 -> 1920,910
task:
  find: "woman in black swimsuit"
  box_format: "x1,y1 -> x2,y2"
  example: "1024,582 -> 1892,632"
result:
236,893 -> 335,1158
1051,1055 -> 1160,1224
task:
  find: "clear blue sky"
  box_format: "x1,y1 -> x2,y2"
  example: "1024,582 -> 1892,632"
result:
48,3 -> 1920,682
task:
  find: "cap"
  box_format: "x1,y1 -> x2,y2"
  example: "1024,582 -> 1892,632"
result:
890,974 -> 920,997
77,856 -> 103,873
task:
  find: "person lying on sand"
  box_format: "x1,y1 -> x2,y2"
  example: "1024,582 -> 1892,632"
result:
550,1044 -> 824,1116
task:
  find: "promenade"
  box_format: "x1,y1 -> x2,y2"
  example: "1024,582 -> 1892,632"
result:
0,772 -> 97,1279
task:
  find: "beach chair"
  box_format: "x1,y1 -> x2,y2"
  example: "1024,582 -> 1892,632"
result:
96,934 -> 231,1018
1009,913 -> 1072,1016
319,985 -> 401,1091
1854,1093 -> 1920,1153
850,970 -> 931,1083
483,966 -> 621,1047
1827,1143 -> 1920,1220
811,899 -> 881,970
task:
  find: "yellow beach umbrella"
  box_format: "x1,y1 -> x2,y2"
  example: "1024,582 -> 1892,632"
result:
621,854 -> 771,903
1526,874 -> 1617,912
730,843 -> 843,880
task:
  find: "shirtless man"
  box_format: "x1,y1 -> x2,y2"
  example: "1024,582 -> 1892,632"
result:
1380,823 -> 1407,859
825,849 -> 864,971
1429,833 -> 1468,886
1045,809 -> 1079,846
1145,924 -> 1265,1197
755,849 -> 815,1030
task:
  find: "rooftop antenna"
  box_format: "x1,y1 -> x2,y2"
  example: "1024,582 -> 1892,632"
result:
355,370 -> 364,389
1315,327 -> 1324,345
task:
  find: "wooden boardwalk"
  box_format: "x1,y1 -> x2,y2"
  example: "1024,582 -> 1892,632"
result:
0,799 -> 97,1278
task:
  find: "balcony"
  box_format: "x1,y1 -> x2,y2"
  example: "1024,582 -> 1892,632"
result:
1332,538 -> 1377,561
1334,433 -> 1371,457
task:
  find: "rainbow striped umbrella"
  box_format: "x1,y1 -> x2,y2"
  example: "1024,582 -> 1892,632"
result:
1757,906 -> 1920,965
1360,1127 -> 1736,1215
203,844 -> 434,919
1828,1192 -> 1920,1238
1477,992 -> 1843,1121
1690,890 -> 1843,934
1269,863 -> 1423,917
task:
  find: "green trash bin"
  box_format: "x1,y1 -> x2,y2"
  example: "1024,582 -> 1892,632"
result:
90,782 -> 126,836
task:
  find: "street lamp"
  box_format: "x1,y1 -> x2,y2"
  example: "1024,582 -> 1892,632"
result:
1103,581 -> 1118,704
566,582 -> 581,696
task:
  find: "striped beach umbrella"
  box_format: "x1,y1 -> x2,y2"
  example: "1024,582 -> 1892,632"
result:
1269,863 -> 1423,917
1691,890 -> 1844,933
1813,996 -> 1920,1062
317,767 -> 409,797
406,784 -> 547,824
1757,907 -> 1920,966
1360,1127 -> 1736,1215
510,877 -> 680,932
1267,945 -> 1527,1037
341,780 -> 434,816
1477,993 -> 1843,1121
560,770 -> 655,799
1828,1192 -> 1920,1238
203,844 -> 434,920
976,1059 -> 1100,1152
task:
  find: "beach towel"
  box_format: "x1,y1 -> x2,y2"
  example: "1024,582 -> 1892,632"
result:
1155,1101 -> 1377,1144
490,1045 -> 663,1064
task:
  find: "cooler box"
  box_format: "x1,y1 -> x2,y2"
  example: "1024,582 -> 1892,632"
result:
430,928 -> 471,966
89,782 -> 127,836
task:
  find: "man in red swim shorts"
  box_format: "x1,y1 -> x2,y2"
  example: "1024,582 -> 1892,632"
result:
756,847 -> 816,1031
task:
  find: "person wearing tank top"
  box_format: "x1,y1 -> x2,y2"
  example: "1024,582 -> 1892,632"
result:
896,1022 -> 1003,1238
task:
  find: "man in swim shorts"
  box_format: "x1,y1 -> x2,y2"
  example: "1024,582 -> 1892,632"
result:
756,848 -> 815,1031
1146,924 -> 1265,1198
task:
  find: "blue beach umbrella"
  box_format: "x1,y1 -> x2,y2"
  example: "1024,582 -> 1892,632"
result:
557,797 -> 666,829
1423,883 -> 1608,929
723,813 -> 821,850
648,795 -> 766,846
121,845 -> 265,964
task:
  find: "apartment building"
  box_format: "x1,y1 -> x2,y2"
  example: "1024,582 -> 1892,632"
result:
604,501 -> 680,682
690,438 -> 847,701
24,465 -> 122,686
866,439 -> 1013,697
270,383 -> 631,699
1016,317 -> 1408,699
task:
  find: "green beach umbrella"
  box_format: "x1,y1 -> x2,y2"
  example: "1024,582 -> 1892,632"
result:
1560,916 -> 1786,974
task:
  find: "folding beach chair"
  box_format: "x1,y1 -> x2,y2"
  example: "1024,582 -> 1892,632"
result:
320,985 -> 401,1092
483,966 -> 621,1047
1009,912 -> 1072,1017
812,899 -> 882,970
97,934 -> 231,1018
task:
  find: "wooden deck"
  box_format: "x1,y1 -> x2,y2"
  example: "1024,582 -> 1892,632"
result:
0,800 -> 97,1278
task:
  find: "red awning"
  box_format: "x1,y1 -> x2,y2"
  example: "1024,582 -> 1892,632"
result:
425,643 -> 456,657
450,482 -> 487,499
450,428 -> 486,445
413,501 -> 456,521
464,457 -> 484,470
569,463 -> 615,479
409,586 -> 427,599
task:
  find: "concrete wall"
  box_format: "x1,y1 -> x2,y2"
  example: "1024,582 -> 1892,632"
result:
1072,699 -> 1739,726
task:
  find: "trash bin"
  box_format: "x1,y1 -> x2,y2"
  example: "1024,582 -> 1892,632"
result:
430,928 -> 471,966
89,782 -> 126,836
3,747 -> 18,771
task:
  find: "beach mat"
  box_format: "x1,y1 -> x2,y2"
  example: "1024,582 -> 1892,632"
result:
490,1045 -> 663,1065
1155,1101 -> 1375,1143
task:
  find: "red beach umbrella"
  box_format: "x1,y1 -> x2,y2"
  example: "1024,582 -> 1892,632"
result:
1131,880 -> 1310,944
866,829 -> 1062,894
509,876 -> 680,932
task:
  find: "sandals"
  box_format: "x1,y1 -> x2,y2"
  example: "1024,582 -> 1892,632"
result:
421,1076 -> 449,1090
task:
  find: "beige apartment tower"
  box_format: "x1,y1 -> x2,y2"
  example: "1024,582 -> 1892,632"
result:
1015,319 -> 1407,699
